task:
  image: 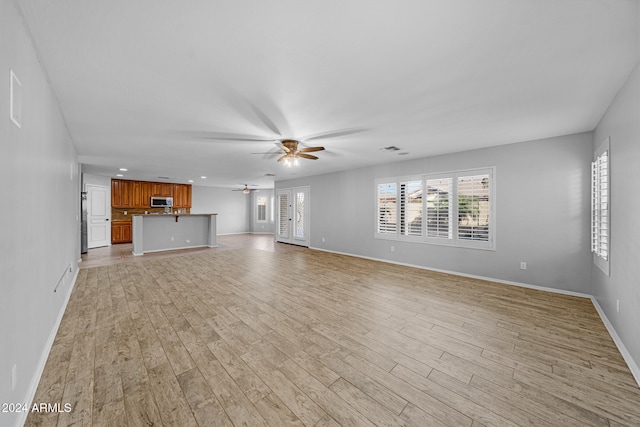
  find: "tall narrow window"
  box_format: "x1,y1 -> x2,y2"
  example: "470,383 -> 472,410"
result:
400,180 -> 423,237
592,139 -> 610,275
376,182 -> 397,235
256,196 -> 267,222
457,174 -> 490,242
426,178 -> 452,239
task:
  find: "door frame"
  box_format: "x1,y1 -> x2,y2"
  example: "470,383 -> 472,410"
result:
86,183 -> 110,248
276,186 -> 310,247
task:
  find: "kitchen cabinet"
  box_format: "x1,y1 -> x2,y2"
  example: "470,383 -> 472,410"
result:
173,184 -> 192,208
111,221 -> 132,244
151,182 -> 173,197
112,179 -> 190,209
133,181 -> 151,208
112,179 -> 134,208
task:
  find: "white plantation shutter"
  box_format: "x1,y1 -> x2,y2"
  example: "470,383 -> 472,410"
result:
377,182 -> 397,235
278,192 -> 289,236
457,174 -> 490,242
400,180 -> 423,237
377,168 -> 494,249
592,148 -> 609,261
426,178 -> 452,239
257,196 -> 267,222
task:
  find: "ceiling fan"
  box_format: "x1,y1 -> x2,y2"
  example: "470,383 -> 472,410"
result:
269,139 -> 325,167
184,128 -> 365,166
232,184 -> 259,194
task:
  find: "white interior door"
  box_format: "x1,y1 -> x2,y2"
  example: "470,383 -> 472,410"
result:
276,186 -> 309,247
87,184 -> 110,248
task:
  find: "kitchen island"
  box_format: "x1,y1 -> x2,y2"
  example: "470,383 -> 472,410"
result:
131,213 -> 217,256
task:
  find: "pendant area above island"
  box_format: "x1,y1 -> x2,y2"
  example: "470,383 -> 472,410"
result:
131,213 -> 217,256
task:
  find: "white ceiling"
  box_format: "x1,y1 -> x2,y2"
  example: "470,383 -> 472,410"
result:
17,0 -> 638,189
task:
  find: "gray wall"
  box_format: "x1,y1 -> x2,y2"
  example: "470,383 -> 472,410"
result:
191,185 -> 250,234
593,61 -> 640,370
1,2 -> 80,426
278,132 -> 594,294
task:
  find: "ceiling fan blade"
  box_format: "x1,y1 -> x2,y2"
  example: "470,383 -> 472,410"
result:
302,128 -> 366,142
277,154 -> 289,162
182,131 -> 277,142
299,146 -> 325,153
297,153 -> 319,160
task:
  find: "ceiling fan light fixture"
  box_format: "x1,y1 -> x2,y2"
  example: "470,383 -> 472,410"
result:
243,187 -> 250,194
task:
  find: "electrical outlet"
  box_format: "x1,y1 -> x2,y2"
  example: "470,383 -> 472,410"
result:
617,299 -> 620,313
322,237 -> 325,243
520,262 -> 527,270
170,236 -> 174,241
124,210 -> 127,215
11,365 -> 17,390
186,239 -> 190,243
390,246 -> 395,252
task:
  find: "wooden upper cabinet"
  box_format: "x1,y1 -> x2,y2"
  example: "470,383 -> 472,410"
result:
173,184 -> 192,208
111,179 -> 134,208
133,181 -> 151,208
151,182 -> 173,197
113,179 -> 189,208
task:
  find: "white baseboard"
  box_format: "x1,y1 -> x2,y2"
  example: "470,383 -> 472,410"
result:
590,298 -> 640,387
15,267 -> 79,427
310,246 -> 639,387
310,246 -> 591,298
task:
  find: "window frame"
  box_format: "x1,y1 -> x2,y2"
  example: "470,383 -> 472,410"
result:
256,195 -> 268,223
374,167 -> 495,250
592,138 -> 610,276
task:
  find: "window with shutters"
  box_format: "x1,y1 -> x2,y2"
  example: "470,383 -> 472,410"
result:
376,182 -> 397,235
400,180 -> 423,237
426,177 -> 452,239
592,139 -> 610,276
256,196 -> 267,222
375,168 -> 495,250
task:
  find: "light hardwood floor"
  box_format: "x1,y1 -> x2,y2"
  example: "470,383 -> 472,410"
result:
26,235 -> 640,426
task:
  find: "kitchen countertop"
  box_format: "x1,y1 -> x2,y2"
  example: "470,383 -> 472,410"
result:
132,213 -> 217,216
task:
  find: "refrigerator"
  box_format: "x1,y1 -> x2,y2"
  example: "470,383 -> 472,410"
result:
81,191 -> 88,254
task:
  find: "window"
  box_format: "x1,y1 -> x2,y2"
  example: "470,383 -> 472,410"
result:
592,139 -> 609,275
375,168 -> 495,250
400,180 -> 422,237
377,182 -> 397,235
256,196 -> 267,222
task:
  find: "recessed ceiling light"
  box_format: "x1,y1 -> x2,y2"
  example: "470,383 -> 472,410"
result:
119,168 -> 128,171
201,176 -> 207,179
188,179 -> 194,183
116,174 -> 123,177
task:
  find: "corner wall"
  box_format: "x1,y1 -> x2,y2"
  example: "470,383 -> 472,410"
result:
277,132 -> 594,295
593,60 -> 640,378
0,2 -> 80,426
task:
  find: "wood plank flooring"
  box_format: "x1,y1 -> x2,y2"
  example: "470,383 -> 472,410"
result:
26,235 -> 640,426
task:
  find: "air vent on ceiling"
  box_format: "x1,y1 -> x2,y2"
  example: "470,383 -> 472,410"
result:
157,176 -> 170,180
381,146 -> 401,151
264,173 -> 276,177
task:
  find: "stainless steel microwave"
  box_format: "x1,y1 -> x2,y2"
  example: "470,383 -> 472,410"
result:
150,196 -> 173,207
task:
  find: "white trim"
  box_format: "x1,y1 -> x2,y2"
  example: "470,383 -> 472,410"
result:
16,268 -> 79,427
591,298 -> 640,387
309,245 -> 639,387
